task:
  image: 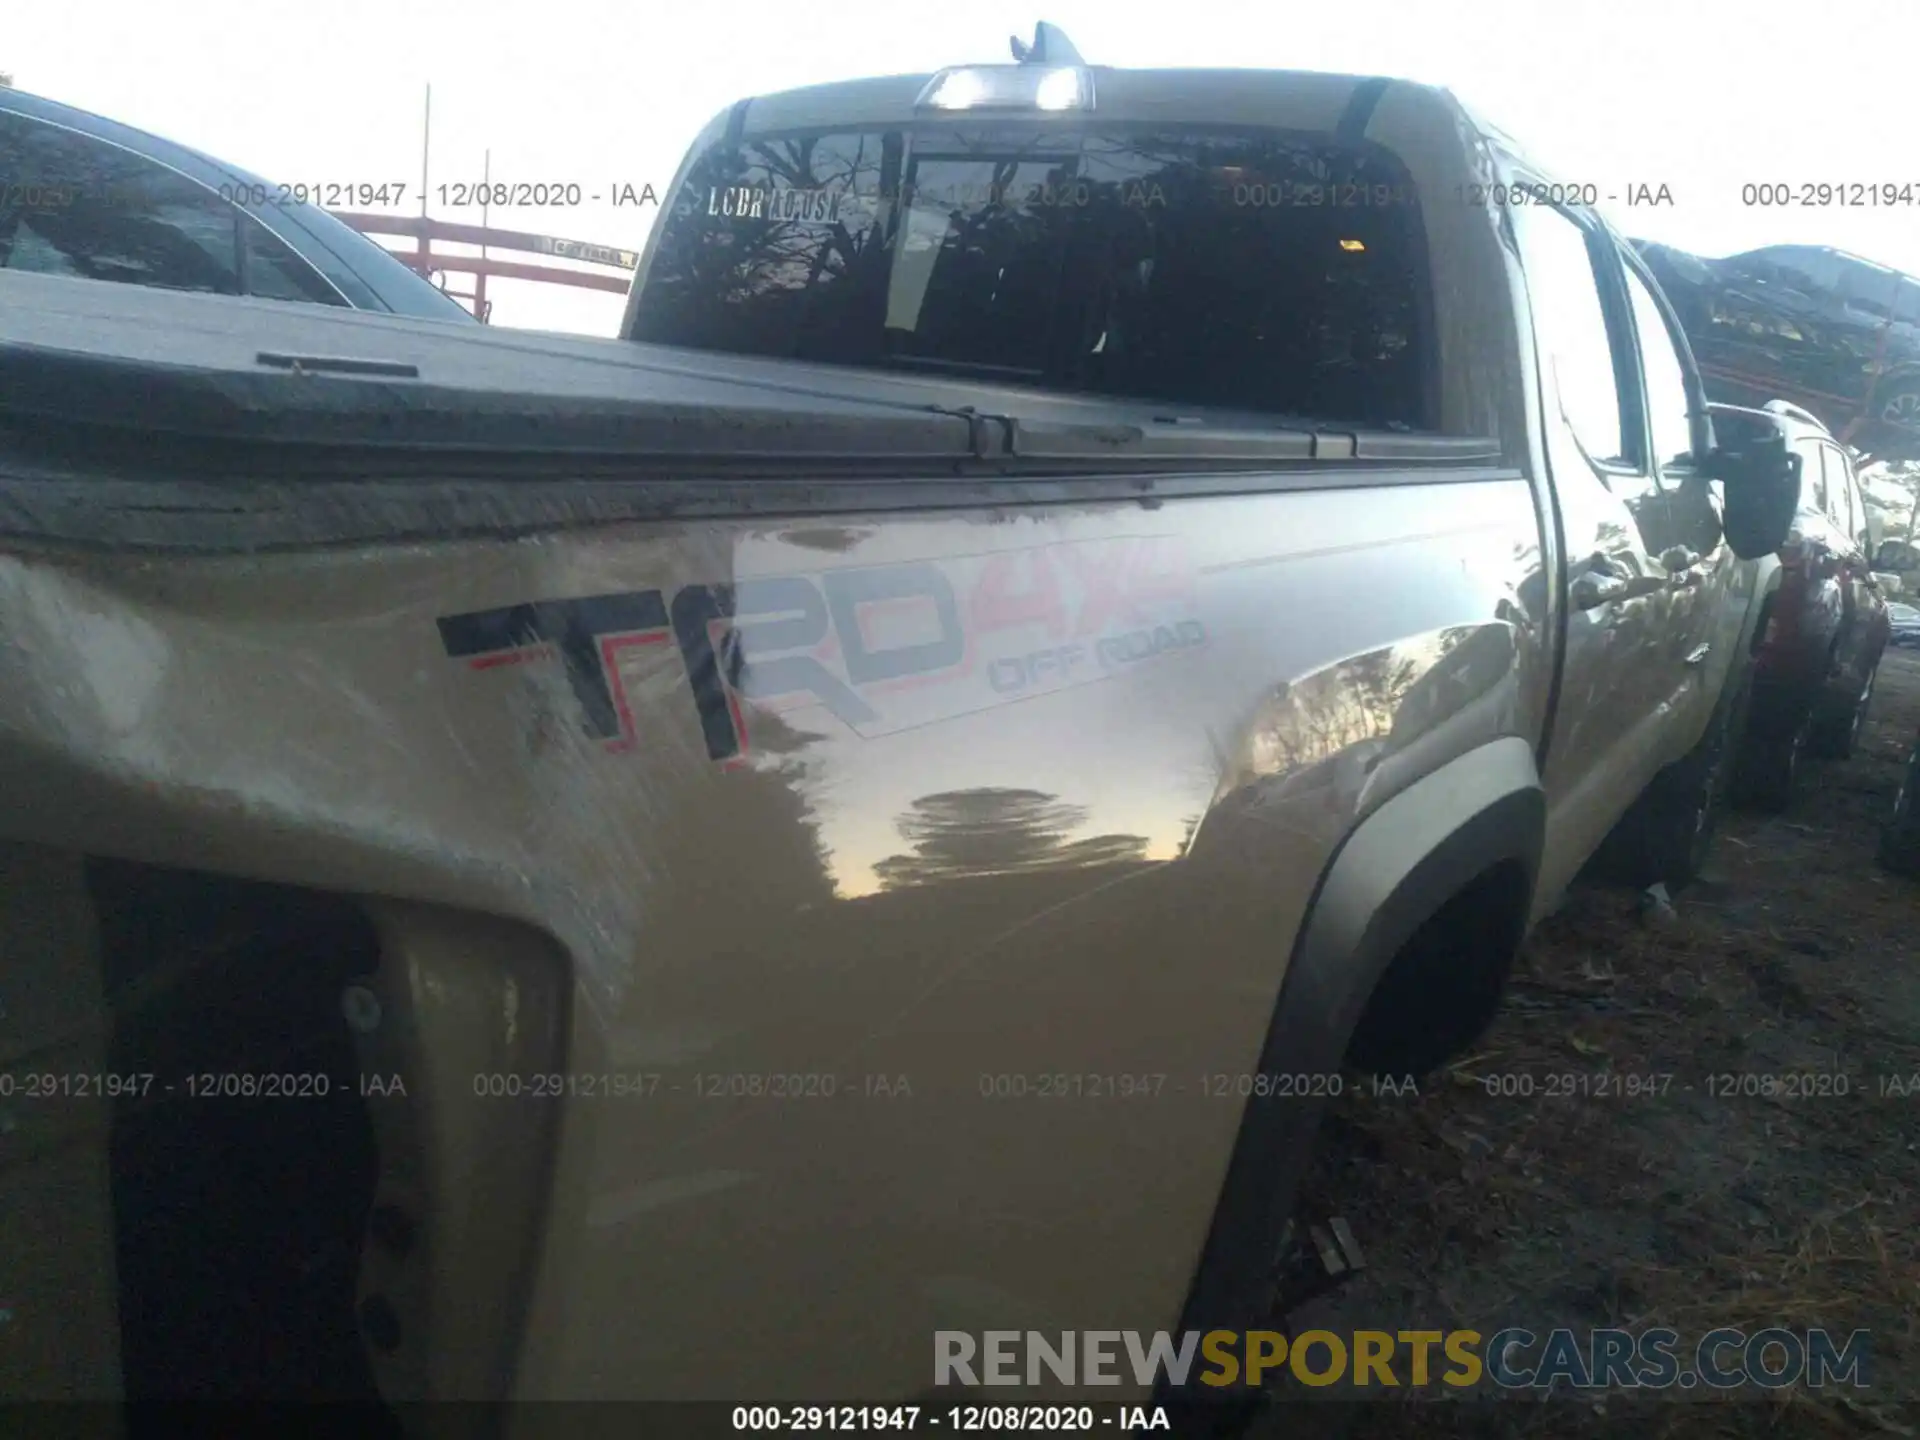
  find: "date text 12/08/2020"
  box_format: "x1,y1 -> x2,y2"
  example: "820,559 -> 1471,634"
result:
1453,181 -> 1675,207
730,1405 -> 1172,1432
202,180 -> 667,209
431,181 -> 664,208
0,1071 -> 406,1099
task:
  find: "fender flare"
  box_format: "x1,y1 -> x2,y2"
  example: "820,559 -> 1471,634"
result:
1169,736 -> 1545,1341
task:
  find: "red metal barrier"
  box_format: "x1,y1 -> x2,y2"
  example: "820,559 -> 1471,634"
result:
332,210 -> 636,320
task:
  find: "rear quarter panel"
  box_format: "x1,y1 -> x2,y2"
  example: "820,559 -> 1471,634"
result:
0,477 -> 1546,1401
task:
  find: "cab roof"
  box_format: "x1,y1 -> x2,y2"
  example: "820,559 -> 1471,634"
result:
735,64 -> 1480,144
705,58 -> 1567,233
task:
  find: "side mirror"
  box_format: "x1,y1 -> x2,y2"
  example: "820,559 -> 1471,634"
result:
1711,432 -> 1802,560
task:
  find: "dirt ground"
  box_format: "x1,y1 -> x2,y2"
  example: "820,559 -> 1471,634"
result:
1257,651 -> 1920,1438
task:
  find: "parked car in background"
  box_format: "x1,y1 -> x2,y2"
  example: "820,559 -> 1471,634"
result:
1890,601 -> 1920,647
1878,537 -> 1920,572
1713,400 -> 1892,809
1637,240 -> 1920,465
0,87 -> 471,319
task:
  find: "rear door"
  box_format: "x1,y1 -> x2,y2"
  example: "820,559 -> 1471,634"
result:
1617,250 -> 1750,723
1508,198 -> 1701,899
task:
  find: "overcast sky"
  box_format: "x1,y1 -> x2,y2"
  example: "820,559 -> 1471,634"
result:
9,0 -> 1920,335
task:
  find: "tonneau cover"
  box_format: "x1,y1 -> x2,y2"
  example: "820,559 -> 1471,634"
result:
0,272 -> 1508,552
0,271 -> 1508,461
0,270 -> 983,459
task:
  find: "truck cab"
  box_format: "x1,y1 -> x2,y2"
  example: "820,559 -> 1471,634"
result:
619,36 -> 1771,909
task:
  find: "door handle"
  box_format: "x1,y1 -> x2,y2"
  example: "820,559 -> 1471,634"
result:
1664,545 -> 1707,588
1570,553 -> 1633,610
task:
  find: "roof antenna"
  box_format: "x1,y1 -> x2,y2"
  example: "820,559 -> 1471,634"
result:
1010,22 -> 1084,66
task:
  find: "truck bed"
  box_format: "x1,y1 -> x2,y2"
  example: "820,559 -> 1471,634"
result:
0,268 -> 1550,1410
0,272 -> 1504,552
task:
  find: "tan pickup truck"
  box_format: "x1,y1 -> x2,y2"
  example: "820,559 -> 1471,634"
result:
0,26 -> 1797,1432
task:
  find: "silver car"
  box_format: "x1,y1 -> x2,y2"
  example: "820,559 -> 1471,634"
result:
1890,602 -> 1920,647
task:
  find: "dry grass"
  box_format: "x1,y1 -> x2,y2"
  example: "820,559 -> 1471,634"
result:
1255,652 -> 1920,1439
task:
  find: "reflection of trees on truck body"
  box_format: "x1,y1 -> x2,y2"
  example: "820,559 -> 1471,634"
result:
873,788 -> 1148,891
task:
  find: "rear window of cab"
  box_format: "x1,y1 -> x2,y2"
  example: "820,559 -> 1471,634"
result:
627,124 -> 1436,431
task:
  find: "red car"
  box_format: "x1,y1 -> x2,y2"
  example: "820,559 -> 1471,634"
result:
1714,401 -> 1892,808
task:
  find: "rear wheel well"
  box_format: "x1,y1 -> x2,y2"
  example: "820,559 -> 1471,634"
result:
1164,745 -> 1541,1374
1343,858 -> 1529,1078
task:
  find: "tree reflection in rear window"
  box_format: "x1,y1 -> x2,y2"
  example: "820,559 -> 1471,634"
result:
629,124 -> 1435,430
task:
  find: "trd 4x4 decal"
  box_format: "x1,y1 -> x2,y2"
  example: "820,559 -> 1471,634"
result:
437,538 -> 1206,763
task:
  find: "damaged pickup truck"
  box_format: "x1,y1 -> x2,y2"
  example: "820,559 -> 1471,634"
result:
0,30 -> 1799,1430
